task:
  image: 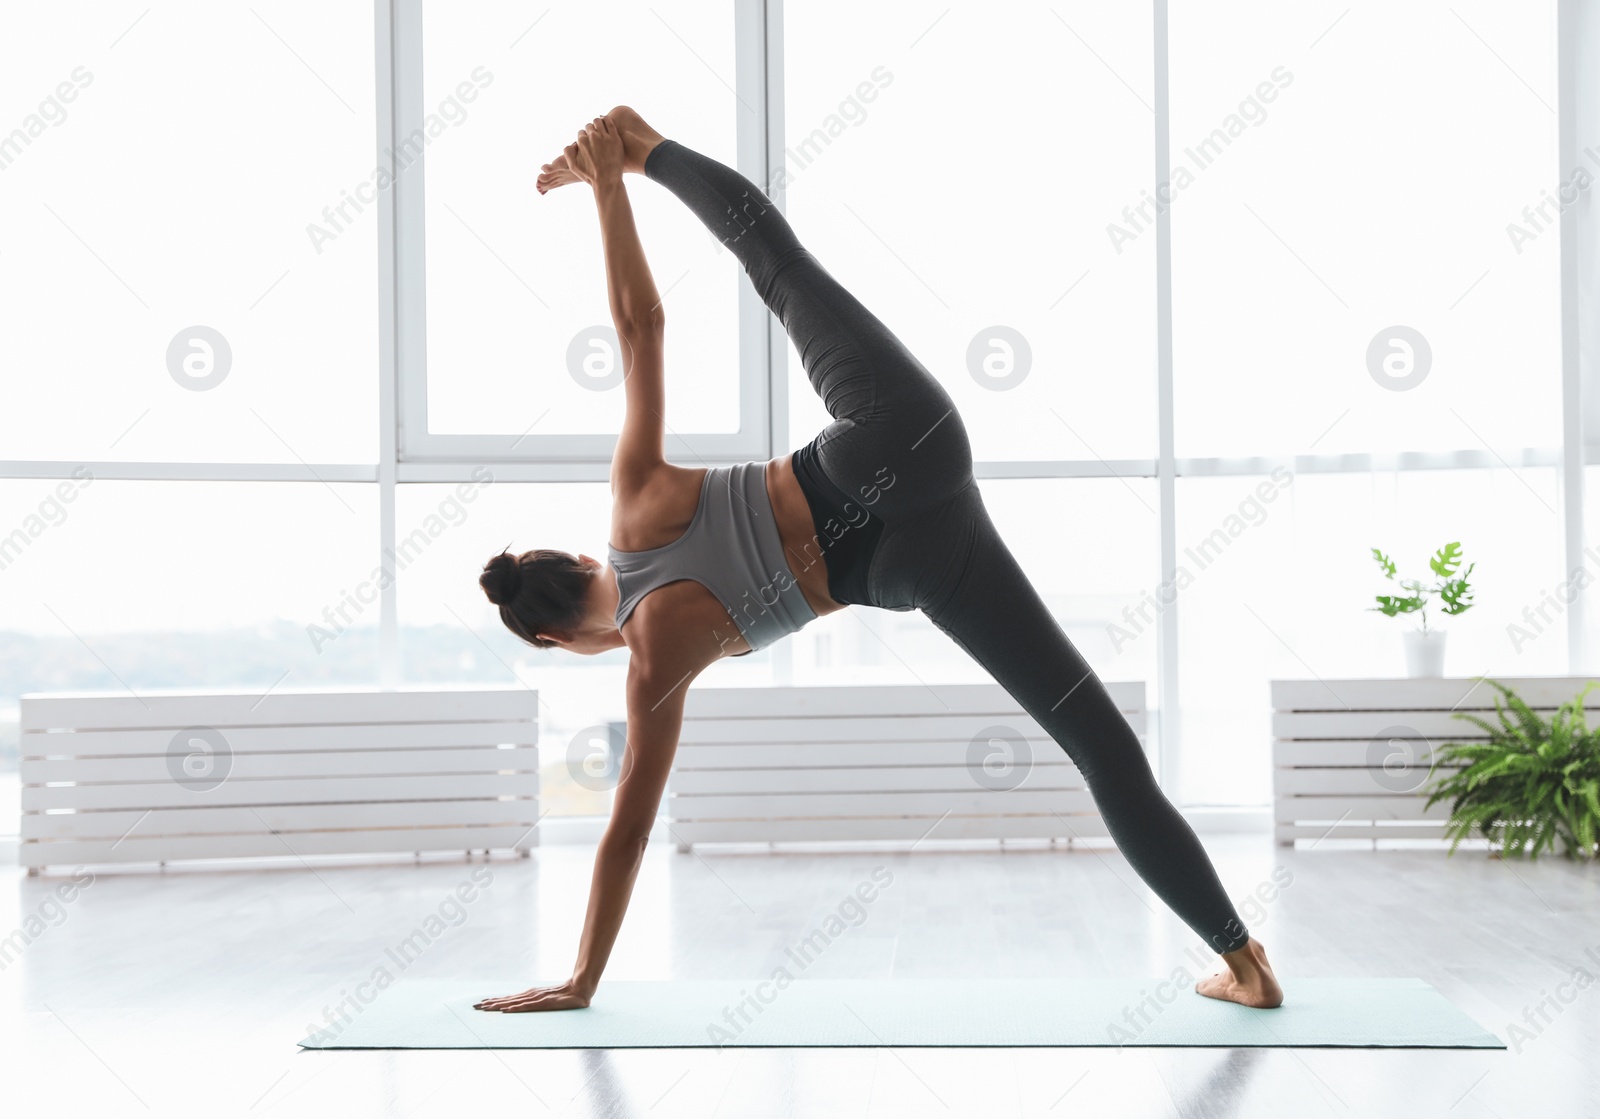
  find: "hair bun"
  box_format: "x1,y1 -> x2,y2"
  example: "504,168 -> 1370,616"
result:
480,551 -> 523,606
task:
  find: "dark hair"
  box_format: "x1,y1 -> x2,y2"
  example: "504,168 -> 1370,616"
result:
479,548 -> 592,649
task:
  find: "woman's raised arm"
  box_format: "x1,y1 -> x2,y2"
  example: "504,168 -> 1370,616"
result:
565,117 -> 666,495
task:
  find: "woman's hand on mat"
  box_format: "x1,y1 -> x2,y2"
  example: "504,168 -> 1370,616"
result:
563,117 -> 625,189
473,979 -> 594,1013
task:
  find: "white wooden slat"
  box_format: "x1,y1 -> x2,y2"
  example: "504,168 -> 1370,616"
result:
673,741 -> 1088,770
1273,710 -> 1509,740
22,773 -> 539,811
669,789 -> 1101,819
20,799 -> 539,840
668,683 -> 1146,848
682,681 -> 1144,719
1274,769 -> 1453,796
20,721 -> 538,758
1098,681 -> 1144,713
22,746 -> 540,784
20,825 -> 539,868
1274,822 -> 1451,842
1271,739 -> 1462,767
1270,676 -> 1600,712
670,765 -> 1085,795
1272,796 -> 1450,822
679,716 -> 1036,747
669,814 -> 1114,845
678,713 -> 1144,746
20,687 -> 539,731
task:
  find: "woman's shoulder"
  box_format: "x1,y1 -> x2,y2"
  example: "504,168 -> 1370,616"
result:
623,580 -> 752,664
609,463 -> 712,552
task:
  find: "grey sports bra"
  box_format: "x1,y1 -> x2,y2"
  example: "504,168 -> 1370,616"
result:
608,462 -> 818,654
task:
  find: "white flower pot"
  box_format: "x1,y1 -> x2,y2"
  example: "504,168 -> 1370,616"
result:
1404,629 -> 1448,677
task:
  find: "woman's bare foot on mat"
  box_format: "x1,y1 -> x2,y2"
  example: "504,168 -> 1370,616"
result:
1195,937 -> 1284,1009
538,105 -> 665,194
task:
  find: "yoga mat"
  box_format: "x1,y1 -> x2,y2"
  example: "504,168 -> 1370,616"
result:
298,978 -> 1503,1049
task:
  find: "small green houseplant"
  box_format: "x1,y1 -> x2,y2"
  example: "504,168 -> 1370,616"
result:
1425,679 -> 1600,859
1369,542 -> 1475,676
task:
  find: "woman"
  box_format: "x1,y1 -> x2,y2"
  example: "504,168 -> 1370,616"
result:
473,108 -> 1282,1014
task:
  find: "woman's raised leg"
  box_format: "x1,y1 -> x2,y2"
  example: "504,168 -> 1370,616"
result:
573,113 -> 972,522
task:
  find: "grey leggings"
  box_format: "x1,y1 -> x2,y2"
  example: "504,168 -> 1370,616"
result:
645,139 -> 1251,955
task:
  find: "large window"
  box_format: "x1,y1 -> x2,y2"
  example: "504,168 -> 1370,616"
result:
1169,3 -> 1559,461
0,2 -> 378,466
0,480 -> 380,834
1174,467 -> 1566,805
0,0 -> 1587,830
1162,1 -> 1564,803
404,0 -> 760,464
783,2 -> 1158,463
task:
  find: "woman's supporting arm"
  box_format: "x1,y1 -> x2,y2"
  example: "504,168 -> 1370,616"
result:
474,655 -> 690,1013
568,661 -> 686,994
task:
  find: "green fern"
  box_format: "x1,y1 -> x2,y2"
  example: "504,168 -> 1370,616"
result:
1424,679 -> 1600,859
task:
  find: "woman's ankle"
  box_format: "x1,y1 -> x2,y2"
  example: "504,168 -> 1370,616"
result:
1222,938 -> 1266,972
604,105 -> 665,174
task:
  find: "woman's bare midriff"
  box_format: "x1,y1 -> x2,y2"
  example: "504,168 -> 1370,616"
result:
765,455 -> 850,622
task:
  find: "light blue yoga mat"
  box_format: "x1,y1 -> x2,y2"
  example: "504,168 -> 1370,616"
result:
298,978 -> 1503,1049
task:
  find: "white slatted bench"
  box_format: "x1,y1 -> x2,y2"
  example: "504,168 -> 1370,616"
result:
19,686 -> 540,873
1272,676 -> 1600,847
668,681 -> 1147,849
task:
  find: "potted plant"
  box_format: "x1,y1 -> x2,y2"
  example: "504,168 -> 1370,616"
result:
1369,542 -> 1475,677
1426,679 -> 1600,859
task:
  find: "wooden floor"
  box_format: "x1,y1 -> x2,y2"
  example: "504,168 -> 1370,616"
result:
1,834 -> 1597,1117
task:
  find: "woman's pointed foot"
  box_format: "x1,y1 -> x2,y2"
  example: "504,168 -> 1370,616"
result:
1195,937 -> 1284,1009
536,152 -> 582,195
